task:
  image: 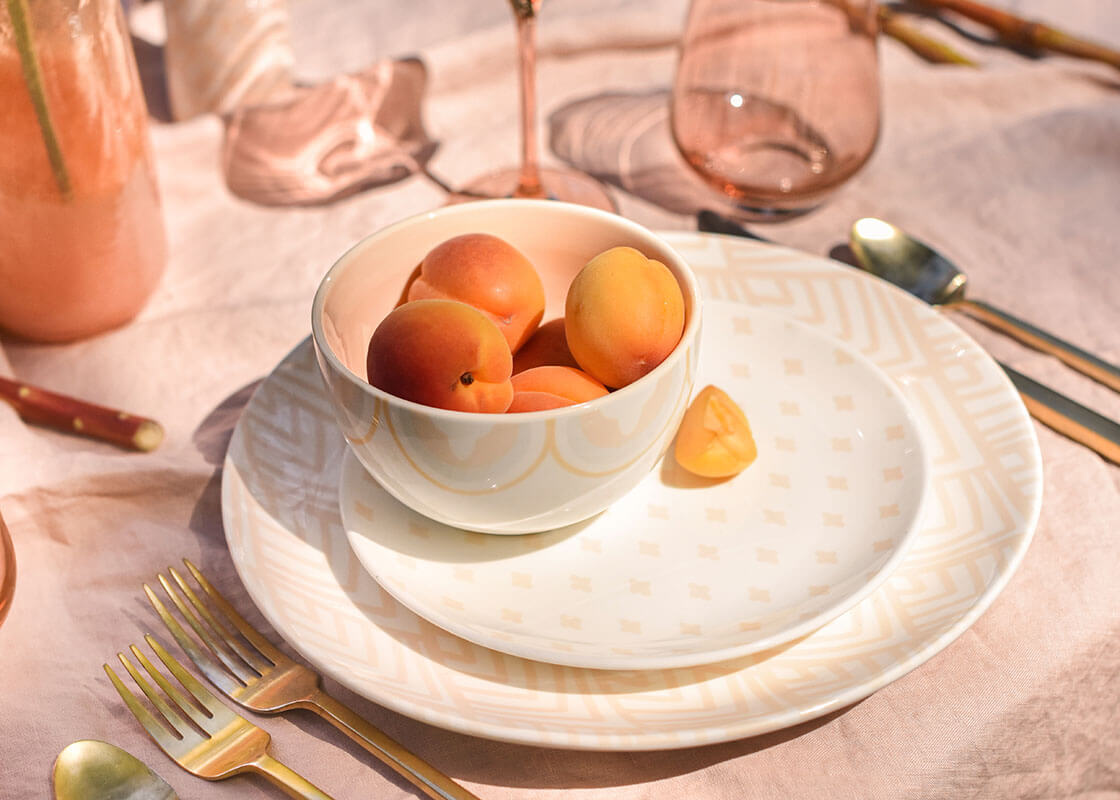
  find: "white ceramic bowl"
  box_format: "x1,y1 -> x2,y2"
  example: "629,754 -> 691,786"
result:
311,199 -> 702,534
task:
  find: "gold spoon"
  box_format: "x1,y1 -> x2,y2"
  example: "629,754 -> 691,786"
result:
849,217 -> 1120,463
53,740 -> 178,800
849,218 -> 1120,393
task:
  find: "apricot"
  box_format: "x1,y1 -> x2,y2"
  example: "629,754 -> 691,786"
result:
395,263 -> 422,307
564,246 -> 685,389
674,385 -> 757,478
512,318 -> 579,374
407,233 -> 545,353
507,366 -> 608,413
366,299 -> 514,413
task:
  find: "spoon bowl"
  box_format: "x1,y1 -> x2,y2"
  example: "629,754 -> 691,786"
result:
698,208 -> 1120,463
849,217 -> 1120,395
847,216 -> 1120,463
53,740 -> 177,800
849,218 -> 967,305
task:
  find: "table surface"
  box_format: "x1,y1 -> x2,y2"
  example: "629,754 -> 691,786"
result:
2,1 -> 1119,798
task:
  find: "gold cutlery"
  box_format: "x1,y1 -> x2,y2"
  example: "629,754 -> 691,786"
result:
848,217 -> 1120,464
848,217 -> 1120,394
53,740 -> 178,800
145,560 -> 481,800
695,210 -> 1120,464
105,636 -> 333,799
996,366 -> 1120,464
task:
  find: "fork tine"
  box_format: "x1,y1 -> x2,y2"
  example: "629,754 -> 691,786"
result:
156,572 -> 258,683
144,583 -> 244,697
116,650 -> 199,743
104,663 -> 181,752
130,643 -> 213,731
168,566 -> 272,674
146,634 -> 229,719
184,559 -> 287,663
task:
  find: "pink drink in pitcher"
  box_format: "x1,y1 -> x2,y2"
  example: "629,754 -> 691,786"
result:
0,0 -> 166,342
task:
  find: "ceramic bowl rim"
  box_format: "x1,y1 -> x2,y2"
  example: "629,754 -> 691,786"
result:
310,199 -> 703,424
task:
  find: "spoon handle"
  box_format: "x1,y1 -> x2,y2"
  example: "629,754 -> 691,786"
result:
949,299 -> 1120,394
1000,361 -> 1120,464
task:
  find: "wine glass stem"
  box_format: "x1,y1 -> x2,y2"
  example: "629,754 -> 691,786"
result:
514,9 -> 545,199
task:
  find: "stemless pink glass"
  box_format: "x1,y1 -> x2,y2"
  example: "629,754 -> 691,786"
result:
671,0 -> 880,221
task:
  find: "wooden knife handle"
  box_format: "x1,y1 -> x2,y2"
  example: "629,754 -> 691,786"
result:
0,376 -> 163,451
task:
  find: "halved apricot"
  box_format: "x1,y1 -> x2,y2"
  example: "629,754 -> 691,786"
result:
674,385 -> 757,478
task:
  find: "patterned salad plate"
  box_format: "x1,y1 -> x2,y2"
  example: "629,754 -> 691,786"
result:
339,305 -> 930,669
222,232 -> 1042,750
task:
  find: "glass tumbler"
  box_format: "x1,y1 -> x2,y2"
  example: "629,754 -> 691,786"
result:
672,0 -> 880,221
0,0 -> 166,342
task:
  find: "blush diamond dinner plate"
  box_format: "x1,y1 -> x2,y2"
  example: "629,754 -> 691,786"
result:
222,232 -> 1042,750
339,305 -> 930,670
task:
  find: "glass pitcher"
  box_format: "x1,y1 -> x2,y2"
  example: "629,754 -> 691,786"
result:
0,0 -> 166,342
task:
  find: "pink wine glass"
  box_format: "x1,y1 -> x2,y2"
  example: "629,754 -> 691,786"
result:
460,0 -> 616,211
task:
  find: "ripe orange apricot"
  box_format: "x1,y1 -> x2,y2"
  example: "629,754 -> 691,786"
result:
564,246 -> 685,389
674,385 -> 757,478
507,366 -> 608,413
366,299 -> 513,413
512,318 -> 580,375
407,233 -> 545,354
395,263 -> 422,307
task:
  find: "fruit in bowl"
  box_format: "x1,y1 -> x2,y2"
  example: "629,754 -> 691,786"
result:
403,233 -> 545,353
367,237 -> 687,416
365,299 -> 514,413
311,199 -> 702,534
512,318 -> 578,374
565,246 -> 686,390
507,365 -> 608,413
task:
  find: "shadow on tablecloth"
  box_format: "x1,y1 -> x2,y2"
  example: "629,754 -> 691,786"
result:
548,89 -> 725,217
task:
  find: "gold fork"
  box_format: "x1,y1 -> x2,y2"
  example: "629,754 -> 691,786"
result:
145,560 -> 480,800
105,635 -> 333,799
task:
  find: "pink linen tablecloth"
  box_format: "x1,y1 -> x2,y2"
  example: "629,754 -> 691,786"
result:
2,1 -> 1119,797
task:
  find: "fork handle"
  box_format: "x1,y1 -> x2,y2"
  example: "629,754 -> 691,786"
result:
251,754 -> 336,800
947,298 -> 1120,393
306,690 -> 481,800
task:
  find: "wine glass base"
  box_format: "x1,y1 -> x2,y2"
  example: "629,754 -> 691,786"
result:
455,166 -> 617,212
713,199 -> 823,223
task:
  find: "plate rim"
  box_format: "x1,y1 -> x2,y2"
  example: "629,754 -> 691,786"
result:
221,231 -> 1042,750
